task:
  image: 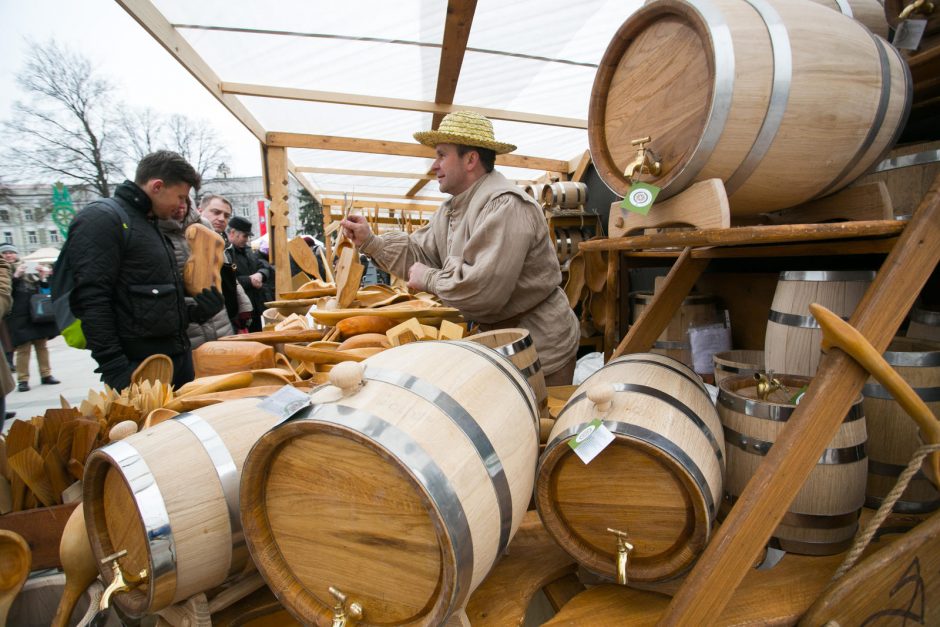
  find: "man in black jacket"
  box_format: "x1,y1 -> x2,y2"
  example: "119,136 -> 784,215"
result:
67,151 -> 224,389
225,216 -> 270,332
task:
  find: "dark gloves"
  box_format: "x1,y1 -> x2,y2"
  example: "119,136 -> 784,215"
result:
188,287 -> 225,324
97,356 -> 134,391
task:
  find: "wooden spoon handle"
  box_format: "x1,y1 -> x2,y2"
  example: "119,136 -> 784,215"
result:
50,585 -> 83,627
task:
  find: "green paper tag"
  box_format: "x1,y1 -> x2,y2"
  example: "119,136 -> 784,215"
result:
790,385 -> 808,405
620,182 -> 661,215
568,418 -> 615,464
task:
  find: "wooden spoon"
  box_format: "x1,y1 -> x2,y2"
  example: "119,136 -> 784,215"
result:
131,354 -> 174,387
0,530 -> 30,626
50,506 -> 96,627
143,407 -> 179,430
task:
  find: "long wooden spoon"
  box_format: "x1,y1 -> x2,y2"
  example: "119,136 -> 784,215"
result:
51,506 -> 97,627
0,530 -> 30,626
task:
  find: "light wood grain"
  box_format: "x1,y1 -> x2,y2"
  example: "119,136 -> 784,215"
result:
287,237 -> 321,280
183,223 -> 225,296
192,341 -> 275,378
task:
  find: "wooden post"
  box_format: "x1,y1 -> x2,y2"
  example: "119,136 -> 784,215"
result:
264,146 -> 291,299
603,251 -> 619,360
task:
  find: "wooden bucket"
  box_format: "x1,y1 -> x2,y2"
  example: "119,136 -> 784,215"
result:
541,182 -> 588,210
765,270 -> 874,376
864,337 -> 940,513
588,0 -> 911,214
464,328 -> 547,416
240,341 -> 539,625
631,292 -> 722,369
908,304 -> 940,343
712,349 -> 765,385
536,353 -> 723,582
718,374 -> 867,555
81,397 -> 286,617
808,0 -> 888,36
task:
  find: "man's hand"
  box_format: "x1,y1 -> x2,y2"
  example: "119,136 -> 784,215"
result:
99,356 -> 135,391
407,262 -> 430,292
341,214 -> 374,247
249,272 -> 264,289
13,265 -> 25,279
189,287 -> 225,324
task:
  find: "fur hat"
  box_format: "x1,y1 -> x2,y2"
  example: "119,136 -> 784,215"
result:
227,216 -> 253,235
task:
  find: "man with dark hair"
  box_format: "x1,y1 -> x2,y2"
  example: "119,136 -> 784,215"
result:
342,111 -> 579,384
66,150 -> 224,389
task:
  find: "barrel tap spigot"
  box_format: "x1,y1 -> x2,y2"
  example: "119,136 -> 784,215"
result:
329,586 -> 363,627
624,137 -> 662,182
607,528 -> 634,585
754,371 -> 785,401
99,550 -> 148,610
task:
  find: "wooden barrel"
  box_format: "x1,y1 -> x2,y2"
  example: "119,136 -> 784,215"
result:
82,397 -> 285,617
631,292 -> 722,369
588,0 -> 911,215
808,0 -> 888,37
718,374 -> 867,555
713,349 -> 765,385
908,305 -> 940,343
541,182 -> 588,209
852,141 -> 940,218
765,270 -> 874,376
554,227 -> 588,263
240,341 -> 538,625
864,337 -> 940,513
536,353 -> 723,582
523,183 -> 548,206
464,328 -> 547,416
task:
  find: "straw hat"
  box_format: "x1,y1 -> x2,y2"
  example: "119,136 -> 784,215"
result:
414,111 -> 516,155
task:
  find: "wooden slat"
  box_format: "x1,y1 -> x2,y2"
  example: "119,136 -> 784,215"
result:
0,502 -> 79,571
265,146 -> 292,299
295,166 -> 434,180
433,0 -> 477,131
265,132 -> 570,173
323,200 -> 440,212
570,150 -> 592,183
319,190 -> 446,202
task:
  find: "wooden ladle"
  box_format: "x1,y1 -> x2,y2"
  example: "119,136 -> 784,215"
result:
0,530 -> 31,626
51,506 -> 97,627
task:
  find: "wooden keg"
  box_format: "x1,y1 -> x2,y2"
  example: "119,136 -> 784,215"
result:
536,353 -> 723,582
712,349 -> 765,385
908,305 -> 940,343
554,228 -> 588,263
631,292 -> 722,369
864,337 -> 940,513
464,328 -> 547,416
808,0 -> 888,36
588,0 -> 911,214
523,183 -> 548,206
82,397 -> 286,617
240,342 -> 539,625
541,182 -> 588,210
718,374 -> 867,555
765,270 -> 874,376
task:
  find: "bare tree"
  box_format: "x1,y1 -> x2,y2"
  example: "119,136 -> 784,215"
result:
116,105 -> 164,165
1,40 -> 123,197
165,114 -> 229,180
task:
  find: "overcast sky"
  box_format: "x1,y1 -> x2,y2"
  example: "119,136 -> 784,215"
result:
0,0 -> 262,179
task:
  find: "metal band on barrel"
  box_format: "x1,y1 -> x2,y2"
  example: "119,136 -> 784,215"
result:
768,309 -> 821,329
448,341 -> 539,424
865,494 -> 940,515
868,458 -> 930,480
863,383 -> 940,402
723,425 -> 866,464
654,340 -> 691,350
546,422 -> 716,519
833,0 -> 853,16
175,413 -> 245,578
911,308 -> 940,326
881,348 -> 940,367
609,354 -> 707,393
305,404 -> 474,613
715,362 -> 760,375
725,0 -> 791,196
875,150 -> 940,172
485,333 -> 544,379
102,440 -> 177,610
362,366 -> 514,557
779,270 -> 876,282
718,389 -> 864,422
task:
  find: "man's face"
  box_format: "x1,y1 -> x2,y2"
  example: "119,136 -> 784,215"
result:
146,180 -> 191,220
228,229 -> 249,248
201,198 -> 233,234
1,251 -> 17,263
432,144 -> 473,196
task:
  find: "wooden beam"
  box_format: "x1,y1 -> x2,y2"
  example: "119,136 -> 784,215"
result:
288,163 -> 325,204
265,146 -> 292,299
323,200 -> 439,212
319,190 -> 446,202
266,132 -> 570,173
433,0 -> 477,130
295,166 -> 434,180
221,82 -> 586,130
406,168 -> 436,197
116,0 -> 267,142
570,150 -> 592,182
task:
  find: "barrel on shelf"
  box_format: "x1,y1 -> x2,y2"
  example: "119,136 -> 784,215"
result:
82,397 -> 286,617
240,341 -> 539,626
631,291 -> 722,369
908,305 -> 940,343
464,328 -> 547,416
713,349 -> 765,385
588,0 -> 911,214
535,353 -> 722,583
864,337 -> 940,513
718,374 -> 867,555
555,227 -> 590,264
765,270 -> 874,376
541,182 -> 588,210
523,183 -> 548,206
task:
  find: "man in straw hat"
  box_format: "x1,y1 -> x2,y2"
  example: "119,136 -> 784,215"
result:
342,111 -> 579,384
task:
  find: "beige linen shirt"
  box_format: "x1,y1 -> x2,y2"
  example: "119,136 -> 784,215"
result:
361,170 -> 579,375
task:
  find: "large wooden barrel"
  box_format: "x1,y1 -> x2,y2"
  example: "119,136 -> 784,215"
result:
464,328 -> 547,416
808,0 -> 888,36
536,353 -> 723,582
765,270 -> 874,376
712,349 -> 765,385
588,0 -> 911,214
864,337 -> 940,513
240,342 -> 539,625
718,374 -> 867,555
631,291 -> 722,369
82,398 -> 285,617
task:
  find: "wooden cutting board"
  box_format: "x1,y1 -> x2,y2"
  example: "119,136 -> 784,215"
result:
183,223 -> 225,296
288,237 -> 322,280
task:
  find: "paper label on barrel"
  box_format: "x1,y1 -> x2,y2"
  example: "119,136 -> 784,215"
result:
569,419 -> 615,464
621,182 -> 660,215
893,19 -> 927,50
258,385 -> 312,424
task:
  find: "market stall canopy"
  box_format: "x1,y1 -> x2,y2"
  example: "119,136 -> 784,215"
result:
117,0 -> 644,202
21,247 -> 61,264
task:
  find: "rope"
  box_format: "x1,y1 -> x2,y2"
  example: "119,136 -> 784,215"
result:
830,442 -> 940,582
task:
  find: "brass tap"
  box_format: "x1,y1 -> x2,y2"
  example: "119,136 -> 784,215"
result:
898,0 -> 934,20
624,137 -> 662,183
329,586 -> 363,627
754,371 -> 786,401
99,550 -> 148,610
607,528 -> 634,585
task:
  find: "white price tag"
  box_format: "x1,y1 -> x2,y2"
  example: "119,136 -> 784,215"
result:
568,419 -> 615,464
258,385 -> 312,424
893,19 -> 927,50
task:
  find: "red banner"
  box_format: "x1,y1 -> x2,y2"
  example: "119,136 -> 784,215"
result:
257,200 -> 267,236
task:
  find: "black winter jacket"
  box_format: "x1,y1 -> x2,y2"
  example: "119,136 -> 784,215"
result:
68,181 -> 190,374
